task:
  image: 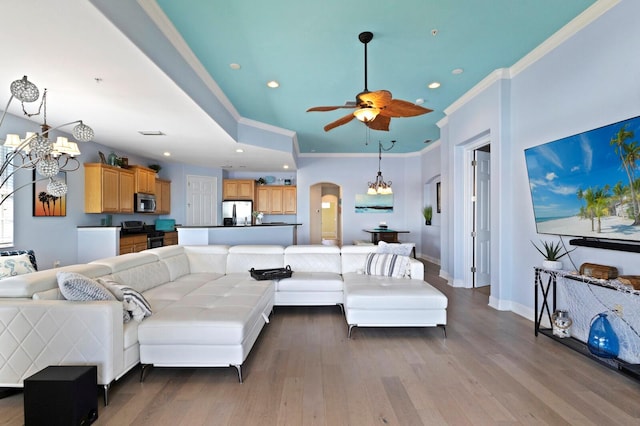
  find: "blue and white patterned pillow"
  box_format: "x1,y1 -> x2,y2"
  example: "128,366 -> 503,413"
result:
57,271 -> 116,301
0,254 -> 36,279
377,241 -> 414,257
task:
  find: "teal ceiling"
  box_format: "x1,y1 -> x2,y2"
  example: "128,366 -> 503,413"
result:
155,0 -> 596,154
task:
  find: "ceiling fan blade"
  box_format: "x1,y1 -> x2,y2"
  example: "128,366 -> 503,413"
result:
380,99 -> 433,117
307,105 -> 356,112
357,90 -> 392,108
324,113 -> 356,132
366,114 -> 391,131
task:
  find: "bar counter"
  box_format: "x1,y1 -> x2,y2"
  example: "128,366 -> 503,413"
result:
178,223 -> 302,246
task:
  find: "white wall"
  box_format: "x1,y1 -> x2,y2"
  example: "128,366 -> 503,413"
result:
441,0 -> 640,319
420,141 -> 442,263
296,155 -> 424,251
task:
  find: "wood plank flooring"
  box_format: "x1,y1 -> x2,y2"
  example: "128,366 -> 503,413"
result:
2,261 -> 639,425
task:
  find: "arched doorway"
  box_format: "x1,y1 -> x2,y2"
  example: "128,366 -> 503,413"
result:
309,182 -> 342,246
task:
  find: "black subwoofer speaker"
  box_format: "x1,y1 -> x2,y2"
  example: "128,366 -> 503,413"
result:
24,365 -> 98,426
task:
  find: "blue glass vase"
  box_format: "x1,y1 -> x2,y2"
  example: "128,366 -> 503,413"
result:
587,312 -> 619,359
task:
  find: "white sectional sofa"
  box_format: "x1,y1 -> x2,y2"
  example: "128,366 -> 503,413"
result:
0,244 -> 447,404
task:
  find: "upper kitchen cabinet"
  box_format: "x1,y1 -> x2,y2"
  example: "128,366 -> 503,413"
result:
155,179 -> 171,214
255,185 -> 296,214
84,163 -> 134,213
129,165 -> 156,194
223,179 -> 255,200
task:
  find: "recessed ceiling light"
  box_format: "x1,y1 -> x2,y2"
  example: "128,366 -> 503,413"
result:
415,98 -> 425,105
236,148 -> 244,153
428,82 -> 441,89
267,80 -> 280,88
138,131 -> 166,136
163,152 -> 171,157
283,164 -> 289,169
229,63 -> 241,70
452,68 -> 464,75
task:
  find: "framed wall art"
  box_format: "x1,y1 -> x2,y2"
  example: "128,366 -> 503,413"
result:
33,171 -> 67,217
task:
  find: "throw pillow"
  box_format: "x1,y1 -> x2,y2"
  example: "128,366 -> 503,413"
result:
377,241 -> 414,257
57,272 -> 116,301
96,277 -> 132,323
99,280 -> 152,322
363,253 -> 410,278
0,254 -> 36,279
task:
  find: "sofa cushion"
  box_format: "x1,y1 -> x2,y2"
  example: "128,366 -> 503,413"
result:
363,253 -> 409,278
146,245 -> 191,281
276,272 -> 343,292
284,245 -> 342,273
92,253 -> 171,293
184,245 -> 229,274
0,254 -> 36,279
344,276 -> 448,310
340,245 -> 378,274
0,264 -> 112,299
57,271 -> 116,301
227,245 -> 284,274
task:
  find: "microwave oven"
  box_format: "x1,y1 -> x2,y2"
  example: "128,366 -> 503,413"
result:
134,193 -> 156,213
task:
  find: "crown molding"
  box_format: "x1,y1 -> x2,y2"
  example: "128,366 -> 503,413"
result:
443,0 -> 620,117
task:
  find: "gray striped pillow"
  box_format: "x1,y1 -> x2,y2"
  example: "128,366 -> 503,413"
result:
363,253 -> 409,278
105,283 -> 152,322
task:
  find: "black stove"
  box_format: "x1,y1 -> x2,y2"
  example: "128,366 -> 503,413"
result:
121,221 -> 165,248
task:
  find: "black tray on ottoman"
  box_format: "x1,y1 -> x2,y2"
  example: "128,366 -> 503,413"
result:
250,265 -> 292,280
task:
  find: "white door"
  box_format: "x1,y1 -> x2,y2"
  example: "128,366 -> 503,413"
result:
474,149 -> 491,287
186,175 -> 217,226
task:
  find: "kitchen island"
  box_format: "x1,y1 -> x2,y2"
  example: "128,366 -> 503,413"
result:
178,223 -> 302,246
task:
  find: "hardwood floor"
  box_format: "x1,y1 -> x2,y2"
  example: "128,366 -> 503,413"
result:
2,262 -> 639,425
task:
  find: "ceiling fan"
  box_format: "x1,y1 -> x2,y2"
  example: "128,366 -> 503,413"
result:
307,31 -> 432,132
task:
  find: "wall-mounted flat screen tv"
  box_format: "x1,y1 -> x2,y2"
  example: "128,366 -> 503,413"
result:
524,114 -> 640,243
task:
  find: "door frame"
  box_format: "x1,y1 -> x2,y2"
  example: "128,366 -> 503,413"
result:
463,137 -> 491,289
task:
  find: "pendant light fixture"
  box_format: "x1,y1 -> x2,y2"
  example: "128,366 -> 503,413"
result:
367,140 -> 396,195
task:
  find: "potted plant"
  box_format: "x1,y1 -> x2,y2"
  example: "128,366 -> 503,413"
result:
531,240 -> 575,270
256,177 -> 266,185
422,206 -> 433,226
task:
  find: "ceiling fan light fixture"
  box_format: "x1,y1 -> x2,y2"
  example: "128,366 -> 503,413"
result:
354,107 -> 379,123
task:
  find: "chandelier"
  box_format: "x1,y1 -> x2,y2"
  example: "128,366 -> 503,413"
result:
0,76 -> 94,205
367,140 -> 395,195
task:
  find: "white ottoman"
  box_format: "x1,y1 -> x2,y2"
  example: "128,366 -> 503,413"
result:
343,274 -> 448,338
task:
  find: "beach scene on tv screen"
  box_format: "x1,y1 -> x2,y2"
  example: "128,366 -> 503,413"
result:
525,115 -> 640,242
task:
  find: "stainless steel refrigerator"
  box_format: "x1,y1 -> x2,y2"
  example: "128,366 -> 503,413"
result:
222,200 -> 253,226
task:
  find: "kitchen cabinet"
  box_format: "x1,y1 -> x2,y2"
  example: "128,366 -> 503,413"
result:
283,186 -> 297,214
255,185 -> 296,214
84,163 -> 134,213
223,179 -> 255,200
119,234 -> 147,254
163,231 -> 178,246
130,165 -> 156,194
155,179 -> 171,214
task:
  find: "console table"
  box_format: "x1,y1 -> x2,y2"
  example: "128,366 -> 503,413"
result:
534,267 -> 640,381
